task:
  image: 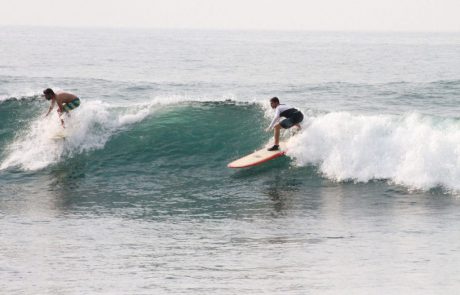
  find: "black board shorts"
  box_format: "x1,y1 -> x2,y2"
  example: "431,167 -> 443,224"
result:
280,111 -> 303,129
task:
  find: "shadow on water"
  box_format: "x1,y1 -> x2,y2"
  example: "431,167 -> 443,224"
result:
50,159 -> 87,192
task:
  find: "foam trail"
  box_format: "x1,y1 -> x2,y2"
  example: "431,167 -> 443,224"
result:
0,100 -> 158,171
287,112 -> 460,191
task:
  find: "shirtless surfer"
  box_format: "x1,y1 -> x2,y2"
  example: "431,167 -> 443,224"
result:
43,88 -> 80,128
265,97 -> 303,151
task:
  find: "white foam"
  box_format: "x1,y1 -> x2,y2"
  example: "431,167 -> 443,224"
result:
287,112 -> 460,191
0,99 -> 161,171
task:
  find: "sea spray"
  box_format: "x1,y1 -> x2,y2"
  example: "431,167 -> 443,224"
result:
287,112 -> 460,191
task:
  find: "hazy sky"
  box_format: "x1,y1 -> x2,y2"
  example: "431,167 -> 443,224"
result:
1,0 -> 459,31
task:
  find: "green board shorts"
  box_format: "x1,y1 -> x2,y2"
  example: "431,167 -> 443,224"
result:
62,97 -> 80,113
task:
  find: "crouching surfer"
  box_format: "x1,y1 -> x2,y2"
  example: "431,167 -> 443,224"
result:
265,97 -> 303,151
43,88 -> 80,128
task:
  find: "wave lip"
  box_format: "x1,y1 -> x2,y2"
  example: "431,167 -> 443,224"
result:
287,112 -> 460,191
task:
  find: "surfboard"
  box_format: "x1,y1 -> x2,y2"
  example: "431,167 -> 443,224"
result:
50,131 -> 67,140
228,141 -> 287,168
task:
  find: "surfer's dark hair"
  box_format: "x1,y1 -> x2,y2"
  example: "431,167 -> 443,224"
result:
270,97 -> 279,104
43,88 -> 55,100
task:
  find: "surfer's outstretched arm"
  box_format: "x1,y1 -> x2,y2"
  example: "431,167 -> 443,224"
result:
45,99 -> 55,117
266,107 -> 281,131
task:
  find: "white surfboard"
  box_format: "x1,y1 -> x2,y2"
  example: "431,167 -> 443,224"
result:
50,131 -> 67,140
228,141 -> 287,168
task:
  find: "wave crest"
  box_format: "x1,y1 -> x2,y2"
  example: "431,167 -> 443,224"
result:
287,112 -> 460,191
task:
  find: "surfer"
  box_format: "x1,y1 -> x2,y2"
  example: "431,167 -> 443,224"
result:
43,88 -> 80,128
265,97 -> 303,151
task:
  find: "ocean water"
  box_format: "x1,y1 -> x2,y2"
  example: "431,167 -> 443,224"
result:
1,26 -> 460,294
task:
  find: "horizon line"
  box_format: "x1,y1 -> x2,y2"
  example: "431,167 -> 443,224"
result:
1,24 -> 460,34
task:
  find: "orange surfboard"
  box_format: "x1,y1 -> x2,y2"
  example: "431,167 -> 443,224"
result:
228,142 -> 287,168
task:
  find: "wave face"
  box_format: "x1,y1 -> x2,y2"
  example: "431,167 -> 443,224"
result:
1,95 -> 459,192
0,97 -> 266,171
